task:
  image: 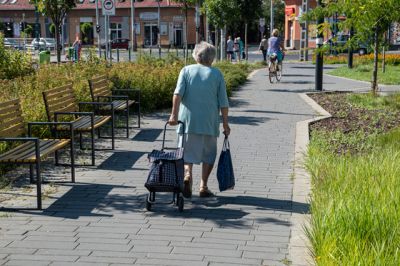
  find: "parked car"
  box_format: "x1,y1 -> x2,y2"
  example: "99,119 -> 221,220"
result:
323,34 -> 371,56
4,38 -> 17,49
101,38 -> 130,50
41,38 -> 56,50
31,38 -> 45,50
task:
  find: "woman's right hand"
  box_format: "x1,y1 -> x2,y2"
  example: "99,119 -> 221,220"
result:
223,123 -> 231,136
168,114 -> 178,125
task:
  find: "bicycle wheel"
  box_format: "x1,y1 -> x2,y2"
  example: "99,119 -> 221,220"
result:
276,62 -> 282,82
268,64 -> 275,83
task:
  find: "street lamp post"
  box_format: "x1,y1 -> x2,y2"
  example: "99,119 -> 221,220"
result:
270,0 -> 274,35
157,0 -> 161,58
95,0 -> 101,57
131,0 -> 137,52
315,0 -> 324,91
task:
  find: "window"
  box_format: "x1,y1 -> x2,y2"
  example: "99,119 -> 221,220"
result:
110,23 -> 122,40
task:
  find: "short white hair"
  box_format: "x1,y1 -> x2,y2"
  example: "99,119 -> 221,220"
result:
192,41 -> 216,66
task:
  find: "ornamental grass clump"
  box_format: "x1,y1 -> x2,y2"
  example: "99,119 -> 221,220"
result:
307,130 -> 400,265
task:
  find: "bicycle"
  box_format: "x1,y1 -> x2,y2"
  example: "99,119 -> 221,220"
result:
268,53 -> 282,83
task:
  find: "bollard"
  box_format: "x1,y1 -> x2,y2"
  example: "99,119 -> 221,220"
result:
117,48 -> 120,62
128,48 -> 131,62
150,48 -> 152,56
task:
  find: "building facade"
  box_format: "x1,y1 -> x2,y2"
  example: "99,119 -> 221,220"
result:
283,0 -> 400,50
0,0 -> 203,48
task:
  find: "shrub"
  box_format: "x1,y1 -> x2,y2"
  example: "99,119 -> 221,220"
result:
0,33 -> 34,79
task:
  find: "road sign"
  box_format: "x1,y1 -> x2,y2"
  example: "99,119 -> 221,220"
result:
259,25 -> 265,33
102,0 -> 115,16
259,18 -> 265,27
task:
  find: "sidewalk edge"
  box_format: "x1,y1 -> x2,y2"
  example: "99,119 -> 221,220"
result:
289,93 -> 332,266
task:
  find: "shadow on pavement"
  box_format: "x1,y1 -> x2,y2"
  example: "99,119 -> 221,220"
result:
228,115 -> 275,126
131,128 -> 163,142
98,151 -> 146,171
267,88 -> 315,93
243,109 -> 315,116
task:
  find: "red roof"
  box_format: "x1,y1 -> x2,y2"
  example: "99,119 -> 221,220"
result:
0,0 -> 183,11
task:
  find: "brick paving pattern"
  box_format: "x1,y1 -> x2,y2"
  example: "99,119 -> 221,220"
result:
0,63 -> 375,266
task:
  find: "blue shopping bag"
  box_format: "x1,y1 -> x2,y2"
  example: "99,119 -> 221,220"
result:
217,137 -> 235,192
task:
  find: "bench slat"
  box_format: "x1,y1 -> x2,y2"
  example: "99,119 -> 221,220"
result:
0,99 -> 19,110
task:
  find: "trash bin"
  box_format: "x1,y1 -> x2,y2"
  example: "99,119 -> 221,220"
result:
67,47 -> 74,61
39,50 -> 50,64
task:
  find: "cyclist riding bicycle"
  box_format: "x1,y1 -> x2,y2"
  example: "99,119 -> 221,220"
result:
267,29 -> 284,69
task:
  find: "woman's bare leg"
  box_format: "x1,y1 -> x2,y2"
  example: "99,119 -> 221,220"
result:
200,163 -> 214,189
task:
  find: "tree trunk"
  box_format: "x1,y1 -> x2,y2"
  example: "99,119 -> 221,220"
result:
371,26 -> 379,93
215,28 -> 219,61
55,21 -> 61,63
245,22 -> 248,61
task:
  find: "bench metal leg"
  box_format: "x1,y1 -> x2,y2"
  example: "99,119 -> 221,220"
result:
91,127 -> 95,166
111,110 -> 115,150
29,164 -> 34,184
79,133 -> 83,150
137,103 -> 141,128
126,107 -> 130,138
70,131 -> 75,183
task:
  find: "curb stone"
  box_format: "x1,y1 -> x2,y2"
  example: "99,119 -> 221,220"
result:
288,93 -> 332,266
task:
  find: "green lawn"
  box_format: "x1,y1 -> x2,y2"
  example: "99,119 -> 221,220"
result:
328,64 -> 400,85
306,93 -> 400,265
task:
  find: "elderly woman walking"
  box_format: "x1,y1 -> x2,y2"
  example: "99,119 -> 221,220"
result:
168,41 -> 231,198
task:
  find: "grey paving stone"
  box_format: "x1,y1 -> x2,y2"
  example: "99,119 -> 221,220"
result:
50,262 -> 108,266
36,249 -> 91,257
4,260 -> 50,266
7,254 -> 78,262
134,258 -> 208,266
204,256 -> 262,265
76,242 -> 132,252
172,247 -> 242,258
77,256 -> 136,264
7,241 -> 78,250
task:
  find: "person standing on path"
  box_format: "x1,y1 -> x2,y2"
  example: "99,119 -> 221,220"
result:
168,41 -> 231,198
259,35 -> 268,61
226,36 -> 234,62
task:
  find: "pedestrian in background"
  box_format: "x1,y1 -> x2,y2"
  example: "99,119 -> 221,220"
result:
168,41 -> 231,198
72,34 -> 82,62
234,37 -> 240,62
238,37 -> 245,60
226,36 -> 234,62
259,35 -> 268,62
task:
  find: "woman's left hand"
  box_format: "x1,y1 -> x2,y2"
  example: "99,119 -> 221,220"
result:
168,114 -> 178,125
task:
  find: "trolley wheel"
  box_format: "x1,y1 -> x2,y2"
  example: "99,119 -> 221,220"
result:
146,194 -> 152,211
177,196 -> 184,212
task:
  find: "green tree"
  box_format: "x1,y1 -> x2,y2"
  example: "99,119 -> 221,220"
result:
235,0 -> 263,60
31,0 -> 76,63
80,22 -> 92,44
203,0 -> 238,60
174,0 -> 196,62
308,0 -> 400,93
262,0 -> 285,37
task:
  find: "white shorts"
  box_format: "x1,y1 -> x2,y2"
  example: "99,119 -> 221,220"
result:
178,134 -> 217,165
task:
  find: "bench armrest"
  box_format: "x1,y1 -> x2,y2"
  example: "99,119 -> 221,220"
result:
97,95 -> 128,101
112,89 -> 141,102
28,121 -> 74,138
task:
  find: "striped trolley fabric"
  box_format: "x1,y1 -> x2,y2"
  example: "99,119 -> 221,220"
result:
145,147 -> 184,191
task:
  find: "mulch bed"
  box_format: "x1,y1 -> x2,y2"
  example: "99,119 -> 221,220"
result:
309,92 -> 400,134
308,92 -> 400,154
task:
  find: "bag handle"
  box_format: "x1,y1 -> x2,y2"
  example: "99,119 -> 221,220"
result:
162,120 -> 185,150
222,136 -> 230,151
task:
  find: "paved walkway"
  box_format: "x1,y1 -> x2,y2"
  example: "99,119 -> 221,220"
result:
1,63 -> 396,266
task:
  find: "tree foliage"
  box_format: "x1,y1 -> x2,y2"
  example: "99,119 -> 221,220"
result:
31,0 -> 76,62
306,0 -> 400,92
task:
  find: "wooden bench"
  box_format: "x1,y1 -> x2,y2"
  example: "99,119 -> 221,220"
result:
89,75 -> 141,138
42,83 -> 114,166
0,99 -> 75,210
